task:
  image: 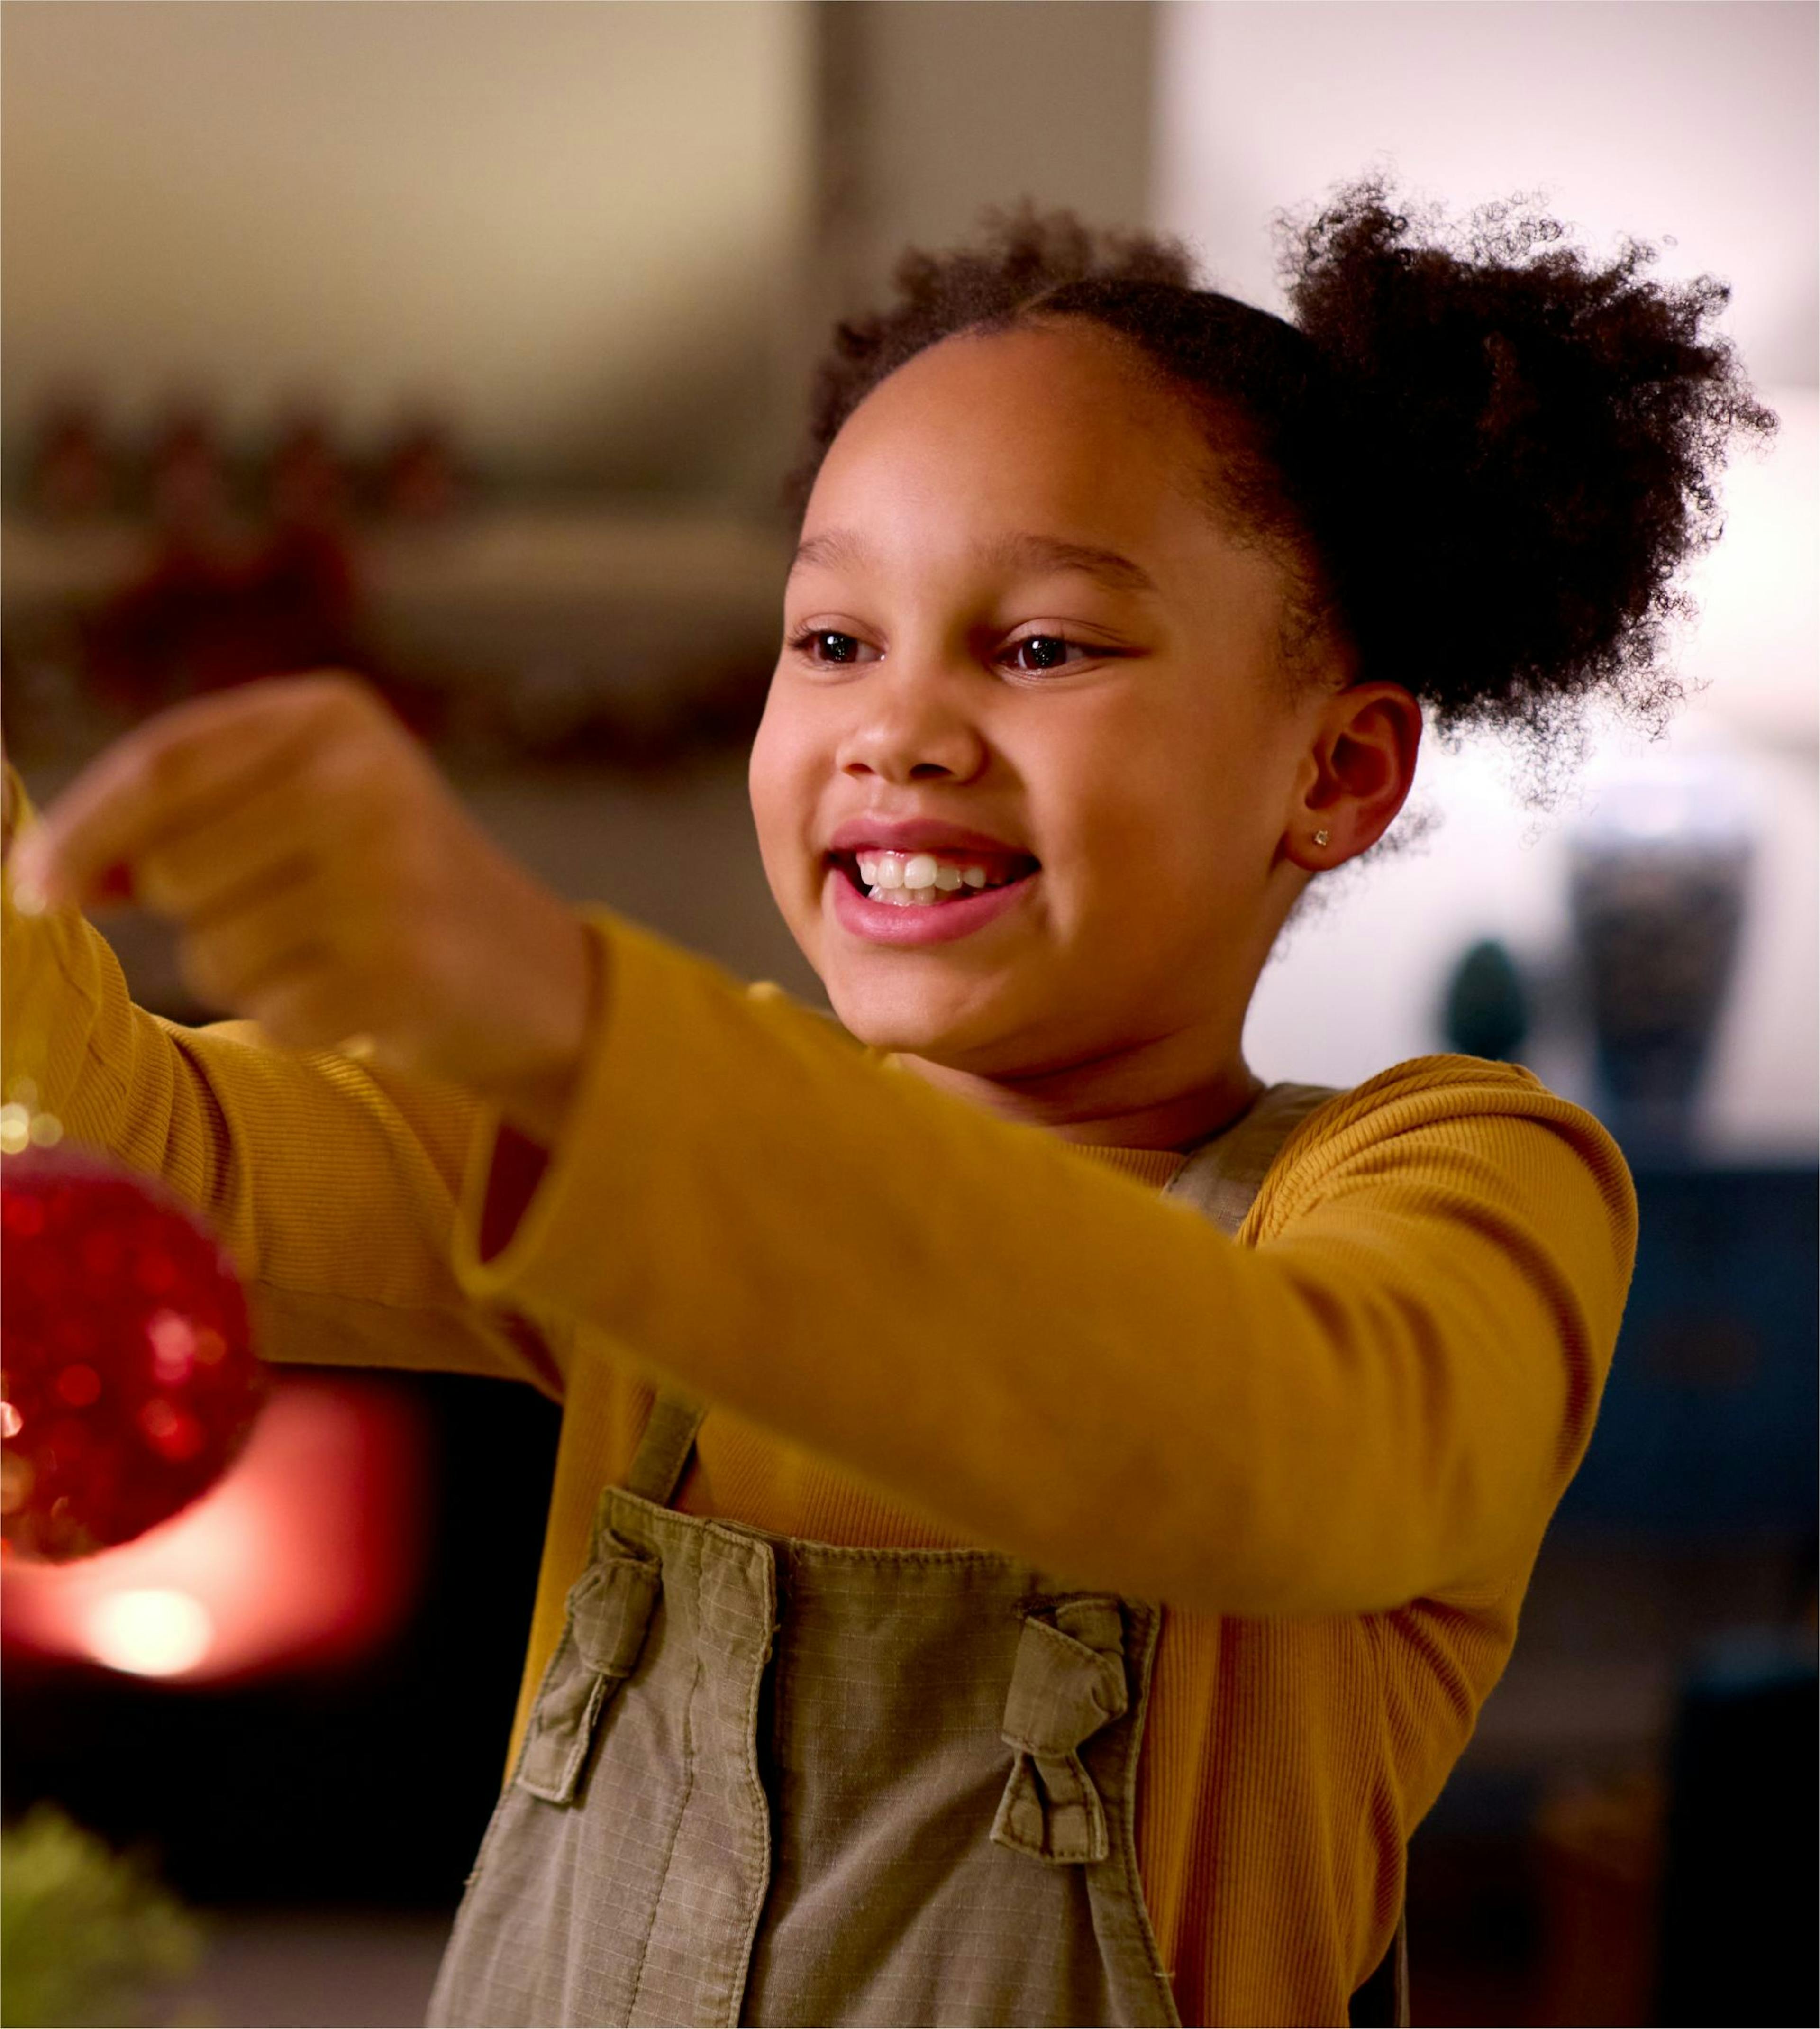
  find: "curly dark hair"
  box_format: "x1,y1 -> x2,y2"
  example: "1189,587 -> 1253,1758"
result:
784,176 -> 1777,776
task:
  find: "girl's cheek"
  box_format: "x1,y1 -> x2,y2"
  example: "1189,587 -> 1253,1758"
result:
746,703 -> 798,854
746,726 -> 827,940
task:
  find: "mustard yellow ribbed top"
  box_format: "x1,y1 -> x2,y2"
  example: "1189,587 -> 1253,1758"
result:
2,824 -> 1636,2027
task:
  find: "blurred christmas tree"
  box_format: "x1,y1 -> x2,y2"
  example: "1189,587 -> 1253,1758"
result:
0,1803 -> 203,2027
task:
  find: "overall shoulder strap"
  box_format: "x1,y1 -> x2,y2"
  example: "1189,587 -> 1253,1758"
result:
1162,1081 -> 1343,1237
623,1391 -> 709,1508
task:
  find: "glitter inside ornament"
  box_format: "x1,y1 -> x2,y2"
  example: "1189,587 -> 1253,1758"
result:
1,1142 -> 264,1561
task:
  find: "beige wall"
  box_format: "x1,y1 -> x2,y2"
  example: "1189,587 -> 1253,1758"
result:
811,2 -> 1155,321
1,1 -> 814,495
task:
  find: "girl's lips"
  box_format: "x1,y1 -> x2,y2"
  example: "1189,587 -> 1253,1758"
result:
826,863 -> 1036,946
826,819 -> 1030,858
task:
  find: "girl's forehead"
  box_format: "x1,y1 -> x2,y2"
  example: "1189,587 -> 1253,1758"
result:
830,323 -> 1201,470
806,326 -> 1228,574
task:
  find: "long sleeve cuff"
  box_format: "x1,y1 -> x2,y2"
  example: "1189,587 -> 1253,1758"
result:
448,908 -> 838,1312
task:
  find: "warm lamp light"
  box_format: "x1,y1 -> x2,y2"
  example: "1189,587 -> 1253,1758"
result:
2,1374 -> 426,1684
83,1588 -> 216,1677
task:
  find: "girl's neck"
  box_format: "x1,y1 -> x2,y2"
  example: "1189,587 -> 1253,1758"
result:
894,1038 -> 1267,1152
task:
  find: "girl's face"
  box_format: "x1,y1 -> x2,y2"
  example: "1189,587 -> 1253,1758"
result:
749,322 -> 1343,1087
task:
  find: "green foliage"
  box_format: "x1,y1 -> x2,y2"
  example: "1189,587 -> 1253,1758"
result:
0,1804 -> 203,2028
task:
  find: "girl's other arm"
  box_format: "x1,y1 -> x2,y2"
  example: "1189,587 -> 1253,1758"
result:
455,913 -> 1636,1616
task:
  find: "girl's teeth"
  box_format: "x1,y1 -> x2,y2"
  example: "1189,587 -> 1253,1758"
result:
864,880 -> 1007,906
847,847 -> 1029,907
852,849 -> 1009,896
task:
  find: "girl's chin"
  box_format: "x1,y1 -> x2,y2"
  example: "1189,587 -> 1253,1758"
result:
822,975 -> 1016,1065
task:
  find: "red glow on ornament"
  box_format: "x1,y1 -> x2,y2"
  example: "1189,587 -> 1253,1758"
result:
55,1365 -> 103,1408
1,1144 -> 266,1561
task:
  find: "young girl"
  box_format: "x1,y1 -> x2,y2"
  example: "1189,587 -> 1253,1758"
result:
3,179 -> 1772,2027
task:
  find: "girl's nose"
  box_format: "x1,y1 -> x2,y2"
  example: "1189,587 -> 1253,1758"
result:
836,669 -> 989,785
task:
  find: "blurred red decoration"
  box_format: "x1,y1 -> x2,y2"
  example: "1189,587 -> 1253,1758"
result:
376,411 -> 467,520
1,1146 -> 266,1562
83,401 -> 368,715
29,395 -> 117,519
266,409 -> 352,530
146,405 -> 237,540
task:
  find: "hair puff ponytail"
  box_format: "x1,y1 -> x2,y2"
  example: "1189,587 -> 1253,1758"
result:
1278,174 -> 1778,754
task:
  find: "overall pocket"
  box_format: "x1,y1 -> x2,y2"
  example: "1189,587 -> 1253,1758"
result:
991,1595 -> 1131,1864
516,1537 -> 662,1805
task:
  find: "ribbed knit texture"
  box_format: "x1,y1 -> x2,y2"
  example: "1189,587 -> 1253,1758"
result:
2,796 -> 1636,2027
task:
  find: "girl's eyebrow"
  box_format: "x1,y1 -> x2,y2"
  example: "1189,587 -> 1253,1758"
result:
790,528 -> 1160,599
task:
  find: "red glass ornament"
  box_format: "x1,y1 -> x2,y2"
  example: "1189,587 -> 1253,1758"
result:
1,1145 -> 265,1562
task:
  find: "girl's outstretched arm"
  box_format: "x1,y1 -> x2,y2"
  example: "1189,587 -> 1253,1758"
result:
3,766 -> 566,1399
458,910 -> 1637,1619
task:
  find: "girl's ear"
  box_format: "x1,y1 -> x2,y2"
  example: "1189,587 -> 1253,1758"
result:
1284,682 -> 1423,871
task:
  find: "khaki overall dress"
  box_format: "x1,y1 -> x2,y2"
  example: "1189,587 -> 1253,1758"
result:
427,1082 -> 1408,2028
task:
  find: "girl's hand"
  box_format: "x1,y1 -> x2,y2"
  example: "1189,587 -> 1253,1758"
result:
8,673 -> 598,1146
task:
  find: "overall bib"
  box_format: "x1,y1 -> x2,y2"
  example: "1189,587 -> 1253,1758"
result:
428,1083 -> 1406,2028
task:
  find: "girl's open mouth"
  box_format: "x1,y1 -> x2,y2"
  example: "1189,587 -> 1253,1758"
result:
824,849 -> 1039,946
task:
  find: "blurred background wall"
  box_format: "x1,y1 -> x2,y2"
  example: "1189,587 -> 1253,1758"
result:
1,0 -> 815,497
0,0 -> 1155,496
2,6 -> 1813,2027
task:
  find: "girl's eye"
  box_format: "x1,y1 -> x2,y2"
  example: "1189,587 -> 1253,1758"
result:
789,627 -> 1112,673
792,628 -> 874,666
1004,634 -> 1091,674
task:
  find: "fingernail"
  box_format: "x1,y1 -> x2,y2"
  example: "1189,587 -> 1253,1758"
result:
8,839 -> 62,916
9,871 -> 48,917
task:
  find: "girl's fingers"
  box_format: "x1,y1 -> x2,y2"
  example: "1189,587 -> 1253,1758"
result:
164,846 -> 319,948
180,857 -> 421,1053
11,676 -> 346,911
134,755 -> 341,924
178,856 -> 342,1016
235,964 -> 382,1057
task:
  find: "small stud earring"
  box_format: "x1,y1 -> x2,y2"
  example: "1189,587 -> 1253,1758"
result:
1313,828 -> 1330,848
